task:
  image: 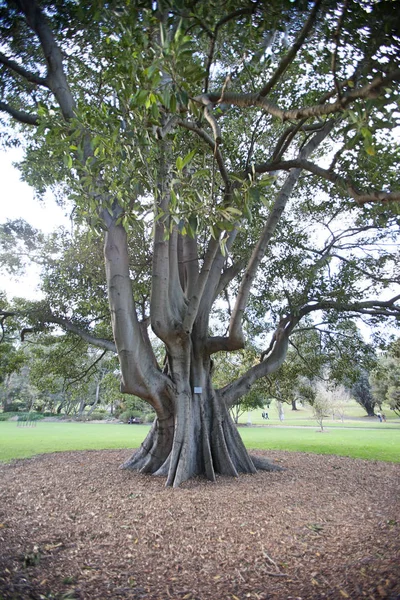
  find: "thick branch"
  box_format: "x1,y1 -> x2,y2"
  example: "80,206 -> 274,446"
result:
182,238 -> 219,333
168,227 -> 186,313
198,228 -> 240,342
0,51 -> 49,87
197,69 -> 400,122
47,317 -> 116,351
299,295 -> 400,319
16,0 -> 76,120
181,235 -> 199,299
219,319 -> 292,407
0,100 -> 38,125
0,309 -> 116,351
150,140 -> 185,339
215,259 -> 247,298
105,222 -> 168,408
254,158 -> 400,205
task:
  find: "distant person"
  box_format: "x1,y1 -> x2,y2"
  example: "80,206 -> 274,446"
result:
377,412 -> 382,422
382,413 -> 386,422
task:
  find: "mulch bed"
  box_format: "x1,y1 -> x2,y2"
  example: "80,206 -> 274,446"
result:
0,450 -> 399,600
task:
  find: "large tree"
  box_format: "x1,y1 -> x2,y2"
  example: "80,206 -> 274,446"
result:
370,338 -> 400,416
1,0 -> 399,486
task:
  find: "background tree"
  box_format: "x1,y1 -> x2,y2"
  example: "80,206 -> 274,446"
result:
0,293 -> 26,410
351,371 -> 377,417
0,0 -> 399,486
370,339 -> 400,417
266,322 -> 376,411
309,381 -> 351,431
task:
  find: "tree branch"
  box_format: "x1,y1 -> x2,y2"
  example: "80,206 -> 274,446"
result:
16,0 -> 76,120
299,295 -> 400,319
182,237 -> 219,333
258,0 -> 323,98
331,0 -> 349,100
203,6 -> 258,93
64,349 -> 107,390
218,318 -> 293,407
177,119 -> 229,184
253,158 -> 400,205
0,100 -> 39,125
0,309 -> 116,351
196,69 -> 400,122
0,51 -> 49,87
227,121 -> 334,349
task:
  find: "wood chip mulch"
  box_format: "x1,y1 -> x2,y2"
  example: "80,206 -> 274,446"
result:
0,449 -> 399,600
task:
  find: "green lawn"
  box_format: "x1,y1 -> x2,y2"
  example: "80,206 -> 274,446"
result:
0,422 -> 148,462
0,420 -> 399,463
238,401 -> 400,427
239,426 -> 400,462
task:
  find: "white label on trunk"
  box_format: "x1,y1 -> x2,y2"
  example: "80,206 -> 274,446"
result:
194,387 -> 202,394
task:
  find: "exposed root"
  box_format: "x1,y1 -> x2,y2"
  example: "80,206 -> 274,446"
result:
250,454 -> 285,472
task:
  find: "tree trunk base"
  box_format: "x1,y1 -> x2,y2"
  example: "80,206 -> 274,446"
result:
121,394 -> 284,486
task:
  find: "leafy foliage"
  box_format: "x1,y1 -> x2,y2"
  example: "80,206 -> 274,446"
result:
351,371 -> 377,417
370,339 -> 400,416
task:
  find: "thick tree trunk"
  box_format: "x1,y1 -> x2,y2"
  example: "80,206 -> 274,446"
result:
291,399 -> 297,411
121,371 -> 281,487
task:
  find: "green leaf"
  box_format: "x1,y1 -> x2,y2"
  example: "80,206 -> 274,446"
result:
181,149 -> 196,169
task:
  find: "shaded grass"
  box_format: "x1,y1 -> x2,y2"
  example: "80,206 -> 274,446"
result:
1,421 -> 399,464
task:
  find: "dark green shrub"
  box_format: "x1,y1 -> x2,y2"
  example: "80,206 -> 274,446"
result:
143,412 -> 156,423
119,409 -> 143,423
0,412 -> 18,421
84,410 -> 107,421
4,401 -> 25,412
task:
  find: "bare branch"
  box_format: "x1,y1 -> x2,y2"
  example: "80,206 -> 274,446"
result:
197,69 -> 400,122
195,95 -> 222,144
65,349 -> 107,390
0,308 -> 116,351
299,295 -> 400,319
0,100 -> 38,125
0,51 -> 49,87
227,121 -> 334,348
253,158 -> 400,205
39,316 -> 116,351
203,6 -> 257,93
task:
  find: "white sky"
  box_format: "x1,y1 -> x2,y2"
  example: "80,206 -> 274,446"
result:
0,147 -> 70,300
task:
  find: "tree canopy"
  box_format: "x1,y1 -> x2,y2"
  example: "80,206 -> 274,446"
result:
1,0 -> 399,486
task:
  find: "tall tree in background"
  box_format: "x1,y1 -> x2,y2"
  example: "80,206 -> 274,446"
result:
351,371 -> 377,417
370,339 -> 400,416
0,1 -> 399,485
